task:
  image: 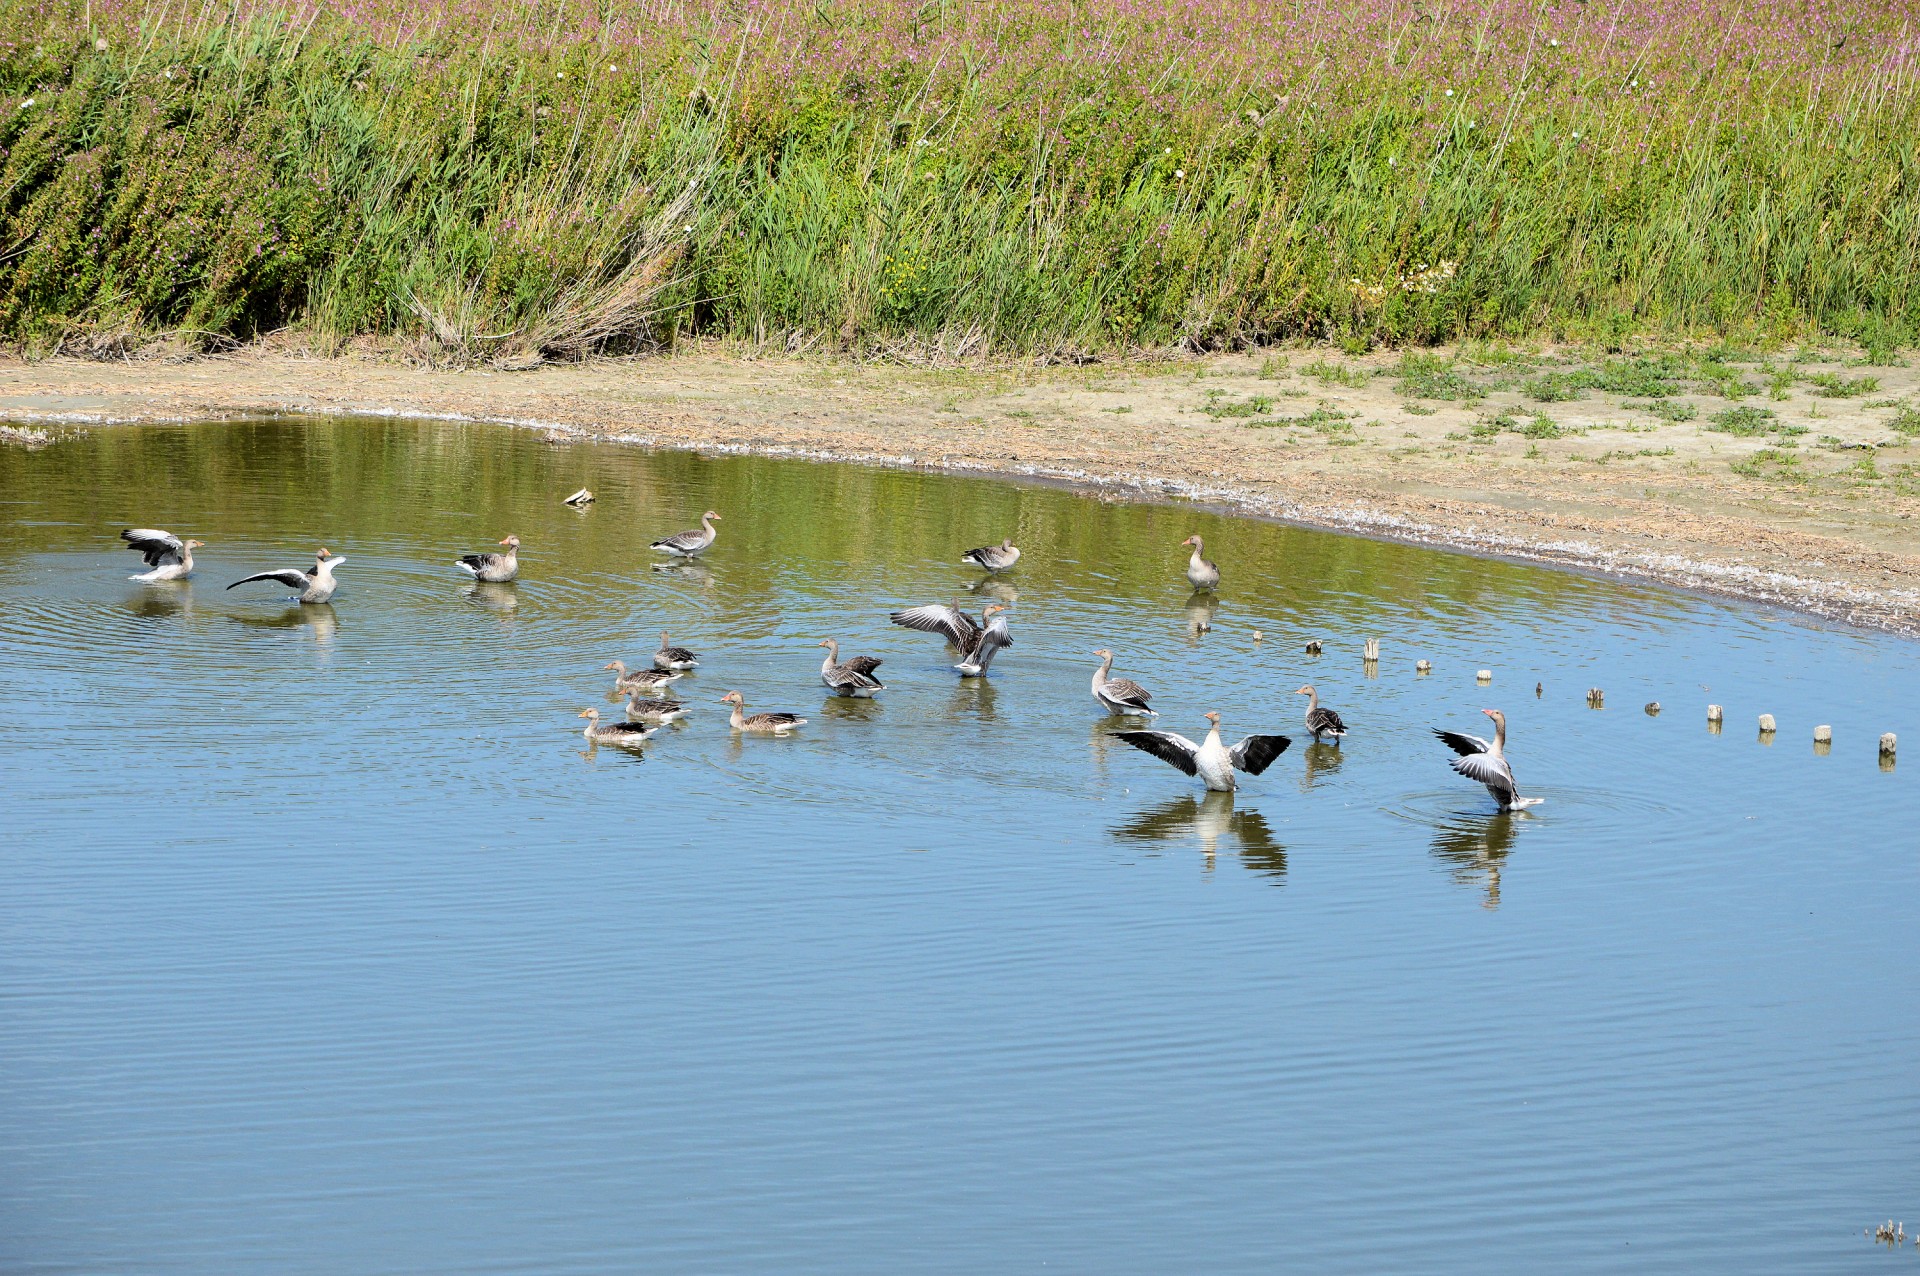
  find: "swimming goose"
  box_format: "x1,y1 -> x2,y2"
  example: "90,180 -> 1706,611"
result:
653,632 -> 699,671
720,691 -> 807,734
961,537 -> 1020,572
1181,535 -> 1220,591
1434,709 -> 1543,811
1115,711 -> 1291,792
120,528 -> 204,582
889,601 -> 1012,675
456,535 -> 519,582
1294,685 -> 1348,742
1091,649 -> 1156,716
605,661 -> 683,693
817,638 -> 885,696
651,510 -> 721,558
579,707 -> 658,747
227,548 -> 346,603
624,695 -> 691,724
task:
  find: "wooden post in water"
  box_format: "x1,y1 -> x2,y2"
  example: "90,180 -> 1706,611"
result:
1881,732 -> 1897,771
1644,702 -> 1661,716
1416,659 -> 1432,675
1476,669 -> 1492,684
1363,637 -> 1380,661
1586,688 -> 1605,709
1305,640 -> 1322,656
1813,724 -> 1832,756
1758,713 -> 1776,743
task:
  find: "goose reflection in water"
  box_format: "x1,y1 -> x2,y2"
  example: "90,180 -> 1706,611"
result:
1298,741 -> 1346,792
462,581 -> 519,614
947,675 -> 999,723
818,693 -> 884,724
1183,590 -> 1217,645
966,578 -> 1018,604
1111,792 -> 1287,882
226,602 -> 338,644
1430,812 -> 1531,909
124,583 -> 192,621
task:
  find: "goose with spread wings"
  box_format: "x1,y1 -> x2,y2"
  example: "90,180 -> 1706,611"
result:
227,548 -> 346,603
888,601 -> 1012,676
1114,711 -> 1291,792
120,528 -> 204,582
1434,709 -> 1543,811
651,510 -> 720,558
817,638 -> 885,696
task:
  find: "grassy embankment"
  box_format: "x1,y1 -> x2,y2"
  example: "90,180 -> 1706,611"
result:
0,0 -> 1915,362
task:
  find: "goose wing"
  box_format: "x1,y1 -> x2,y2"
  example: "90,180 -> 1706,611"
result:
227,568 -> 311,590
601,720 -> 658,739
121,528 -> 184,566
1229,734 -> 1292,776
827,660 -> 885,690
889,603 -> 978,645
842,655 -> 884,678
1103,677 -> 1153,708
1114,730 -> 1203,777
747,712 -> 807,729
1449,749 -> 1517,793
651,528 -> 706,553
1307,706 -> 1346,734
457,551 -> 503,573
1433,729 -> 1493,757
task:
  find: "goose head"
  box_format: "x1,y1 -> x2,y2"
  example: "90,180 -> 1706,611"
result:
500,535 -> 520,548
1294,684 -> 1315,697
1182,535 -> 1203,549
1091,648 -> 1113,660
578,708 -> 601,721
604,661 -> 628,674
983,604 -> 1007,619
184,539 -> 206,549
1204,710 -> 1221,726
1482,708 -> 1506,726
816,638 -> 839,654
702,510 -> 722,522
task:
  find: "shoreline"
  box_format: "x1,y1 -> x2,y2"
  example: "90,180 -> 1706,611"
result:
2,346 -> 1917,637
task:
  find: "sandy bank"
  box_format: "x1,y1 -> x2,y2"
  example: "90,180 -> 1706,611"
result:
2,344 -> 1917,634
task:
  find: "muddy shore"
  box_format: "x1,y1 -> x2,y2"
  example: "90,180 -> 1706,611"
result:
3,344 -> 1916,634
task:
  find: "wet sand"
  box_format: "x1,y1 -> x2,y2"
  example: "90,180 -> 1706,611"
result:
3,344 -> 1916,633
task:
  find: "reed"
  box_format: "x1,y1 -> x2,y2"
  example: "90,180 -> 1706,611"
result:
0,0 -> 1914,359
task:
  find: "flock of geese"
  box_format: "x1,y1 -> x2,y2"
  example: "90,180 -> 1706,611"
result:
117,513 -> 1540,811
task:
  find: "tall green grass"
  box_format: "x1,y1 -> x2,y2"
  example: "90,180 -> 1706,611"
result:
0,2 -> 1915,360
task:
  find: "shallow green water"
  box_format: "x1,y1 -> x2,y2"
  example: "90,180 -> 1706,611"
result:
1,417 -> 1916,1273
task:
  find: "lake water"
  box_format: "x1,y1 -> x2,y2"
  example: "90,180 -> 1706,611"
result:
1,417 -> 1915,1273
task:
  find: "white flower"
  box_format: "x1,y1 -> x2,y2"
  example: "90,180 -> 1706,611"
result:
1387,156 -> 1396,166
608,65 -> 619,73
1572,131 -> 1581,140
18,97 -> 33,109
94,37 -> 108,51
1163,147 -> 1172,154
1444,88 -> 1454,97
1175,169 -> 1185,178
556,71 -> 565,79
1549,38 -> 1559,46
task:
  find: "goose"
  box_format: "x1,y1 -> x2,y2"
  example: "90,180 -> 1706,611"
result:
720,691 -> 807,734
888,601 -> 1012,676
1091,649 -> 1156,716
960,537 -> 1020,572
624,695 -> 691,724
817,638 -> 885,696
1294,685 -> 1348,742
455,535 -> 519,582
604,661 -> 683,693
653,632 -> 699,671
1434,709 -> 1543,811
1182,535 -> 1220,591
227,548 -> 346,603
651,510 -> 721,558
1115,711 -> 1291,792
579,707 -> 657,747
120,528 -> 204,582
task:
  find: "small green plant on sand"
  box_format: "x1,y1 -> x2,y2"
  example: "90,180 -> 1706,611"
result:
1806,372 -> 1881,398
1393,353 -> 1478,400
1522,373 -> 1585,402
1300,359 -> 1370,389
1707,406 -> 1779,436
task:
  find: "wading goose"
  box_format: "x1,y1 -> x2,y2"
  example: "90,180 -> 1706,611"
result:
1294,685 -> 1348,742
624,696 -> 691,724
1091,649 -> 1156,716
456,535 -> 519,582
817,638 -> 885,696
889,601 -> 1012,675
651,510 -> 721,558
120,528 -> 204,582
605,661 -> 683,693
1182,535 -> 1220,591
579,707 -> 657,747
227,548 -> 346,603
961,537 -> 1020,573
653,633 -> 699,671
1434,709 -> 1543,811
720,690 -> 807,734
1115,711 -> 1291,792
